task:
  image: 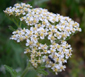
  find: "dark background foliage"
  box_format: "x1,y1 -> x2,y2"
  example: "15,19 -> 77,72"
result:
0,0 -> 85,77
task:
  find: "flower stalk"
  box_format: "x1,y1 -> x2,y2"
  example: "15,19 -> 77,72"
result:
21,62 -> 33,77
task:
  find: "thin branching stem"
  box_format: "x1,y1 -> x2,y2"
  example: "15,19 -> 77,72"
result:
21,62 -> 33,77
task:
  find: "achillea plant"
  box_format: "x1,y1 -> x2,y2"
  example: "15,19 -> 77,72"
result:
4,2 -> 81,77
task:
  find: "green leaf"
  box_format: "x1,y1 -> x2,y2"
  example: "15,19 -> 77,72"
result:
39,66 -> 46,69
9,26 -> 16,31
4,65 -> 17,77
28,0 -> 49,8
37,69 -> 48,75
33,0 -> 49,6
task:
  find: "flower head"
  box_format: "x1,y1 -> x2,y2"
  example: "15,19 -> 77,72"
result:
4,2 -> 81,75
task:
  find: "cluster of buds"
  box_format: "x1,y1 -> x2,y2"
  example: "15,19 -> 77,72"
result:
4,3 -> 81,75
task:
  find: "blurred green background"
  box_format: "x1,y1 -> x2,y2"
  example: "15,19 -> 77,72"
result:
0,0 -> 85,77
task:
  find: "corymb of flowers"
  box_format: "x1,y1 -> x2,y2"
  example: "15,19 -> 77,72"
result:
4,3 -> 81,75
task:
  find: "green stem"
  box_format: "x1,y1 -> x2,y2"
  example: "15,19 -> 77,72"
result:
20,21 -> 21,28
21,62 -> 33,77
21,67 -> 28,77
11,19 -> 19,27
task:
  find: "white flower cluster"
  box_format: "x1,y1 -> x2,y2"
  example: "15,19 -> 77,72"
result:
4,3 -> 32,16
4,3 -> 81,75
